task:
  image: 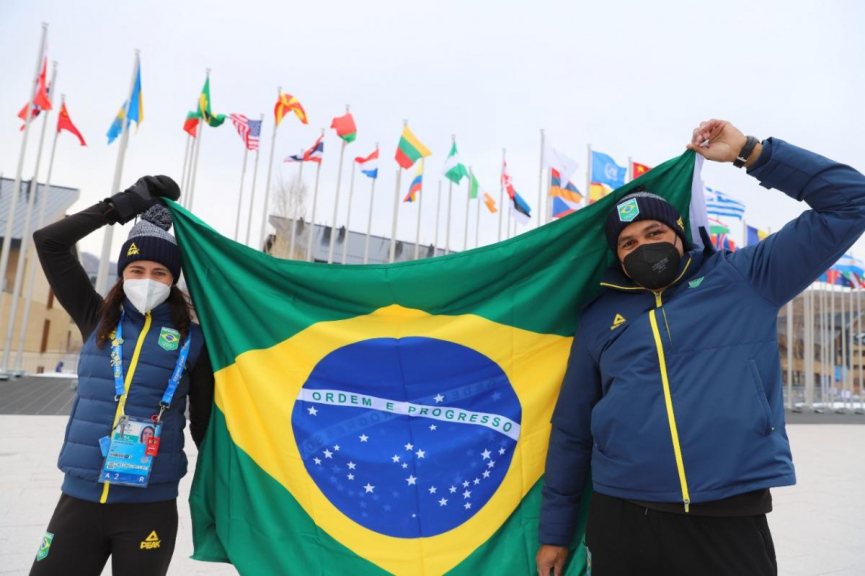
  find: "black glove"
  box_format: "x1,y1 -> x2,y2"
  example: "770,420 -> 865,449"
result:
104,175 -> 181,224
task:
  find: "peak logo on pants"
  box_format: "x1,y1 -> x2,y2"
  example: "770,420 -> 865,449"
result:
140,530 -> 161,550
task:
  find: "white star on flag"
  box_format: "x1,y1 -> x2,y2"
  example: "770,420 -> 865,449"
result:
405,442 -> 414,450
429,424 -> 437,431
308,406 -> 318,416
313,457 -> 322,465
463,490 -> 471,499
449,486 -> 457,493
487,460 -> 495,468
499,447 -> 506,455
483,470 -> 491,478
406,475 -> 417,485
429,486 -> 437,494
392,454 -> 401,463
481,449 -> 491,460
364,483 -> 375,493
416,449 -> 426,459
434,394 -> 444,403
359,434 -> 369,442
347,473 -> 354,480
323,449 -> 333,459
347,462 -> 356,470
334,445 -> 340,451
462,481 -> 470,488
464,502 -> 472,510
473,478 -> 480,485
438,498 -> 448,506
401,462 -> 408,469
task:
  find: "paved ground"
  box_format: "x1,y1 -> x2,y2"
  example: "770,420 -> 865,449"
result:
1,382 -> 863,574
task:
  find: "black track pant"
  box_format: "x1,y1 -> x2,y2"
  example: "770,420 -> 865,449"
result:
29,493 -> 178,576
585,493 -> 777,576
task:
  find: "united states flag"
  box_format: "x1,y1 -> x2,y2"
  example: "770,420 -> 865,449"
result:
230,114 -> 261,151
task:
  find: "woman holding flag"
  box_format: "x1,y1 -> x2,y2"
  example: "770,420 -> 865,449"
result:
29,177 -> 214,576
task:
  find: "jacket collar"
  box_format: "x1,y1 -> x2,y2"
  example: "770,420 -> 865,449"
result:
122,298 -> 173,323
599,241 -> 707,293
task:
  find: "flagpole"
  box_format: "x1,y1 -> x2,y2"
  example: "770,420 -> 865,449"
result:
434,180 -> 442,256
627,155 -> 633,182
187,68 -> 211,212
328,106 -> 350,264
15,93 -> 66,372
841,282 -> 847,412
342,160 -> 356,265
182,132 -> 197,209
245,113 -> 264,246
306,131 -> 325,262
857,284 -> 864,414
95,49 -> 139,297
234,145 -> 249,241
463,166 -> 471,251
445,181 -> 453,255
389,168 -> 402,263
180,134 -> 191,193
3,60 -> 57,373
474,172 -> 481,248
498,148 -> 505,242
0,23 -> 48,349
289,148 -> 304,260
537,128 -> 545,228
260,86 -> 281,250
363,145 -> 378,264
585,144 -> 592,208
410,160 -> 424,260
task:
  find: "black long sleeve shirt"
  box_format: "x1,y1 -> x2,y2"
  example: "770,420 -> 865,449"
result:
32,202 -> 214,448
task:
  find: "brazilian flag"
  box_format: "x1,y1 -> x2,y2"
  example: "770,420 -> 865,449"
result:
168,151 -> 700,575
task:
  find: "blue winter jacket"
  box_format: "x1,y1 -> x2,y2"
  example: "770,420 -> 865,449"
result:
539,139 -> 865,545
59,300 -> 205,504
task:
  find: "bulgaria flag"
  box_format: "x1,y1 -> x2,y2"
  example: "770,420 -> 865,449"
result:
331,112 -> 357,143
443,142 -> 469,185
167,150 -> 702,576
395,125 -> 431,169
355,148 -> 379,179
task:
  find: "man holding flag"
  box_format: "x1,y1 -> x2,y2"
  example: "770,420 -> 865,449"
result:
537,119 -> 865,575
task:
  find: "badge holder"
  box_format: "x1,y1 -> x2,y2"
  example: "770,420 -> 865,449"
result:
99,414 -> 163,488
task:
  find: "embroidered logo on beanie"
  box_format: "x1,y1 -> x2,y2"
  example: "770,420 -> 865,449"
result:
617,198 -> 640,222
127,243 -> 140,256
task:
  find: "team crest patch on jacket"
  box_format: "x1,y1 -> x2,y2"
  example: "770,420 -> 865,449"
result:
159,327 -> 181,351
610,314 -> 627,330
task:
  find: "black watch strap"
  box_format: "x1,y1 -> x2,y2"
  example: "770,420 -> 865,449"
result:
734,136 -> 759,168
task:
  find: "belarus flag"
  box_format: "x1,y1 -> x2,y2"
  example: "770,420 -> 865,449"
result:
355,148 -> 379,179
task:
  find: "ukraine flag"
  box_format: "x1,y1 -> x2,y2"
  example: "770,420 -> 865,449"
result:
169,151 -> 700,575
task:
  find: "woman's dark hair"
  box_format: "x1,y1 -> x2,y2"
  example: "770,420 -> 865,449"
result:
95,280 -> 193,349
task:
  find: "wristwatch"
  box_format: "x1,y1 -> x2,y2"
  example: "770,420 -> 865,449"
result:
734,136 -> 759,168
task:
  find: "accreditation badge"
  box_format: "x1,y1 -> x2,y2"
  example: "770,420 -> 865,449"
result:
99,415 -> 162,488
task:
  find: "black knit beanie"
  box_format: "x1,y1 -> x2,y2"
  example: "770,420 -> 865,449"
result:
604,190 -> 688,252
118,205 -> 181,283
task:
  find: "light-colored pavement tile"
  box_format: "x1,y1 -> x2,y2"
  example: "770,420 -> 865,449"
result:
2,416 -> 863,575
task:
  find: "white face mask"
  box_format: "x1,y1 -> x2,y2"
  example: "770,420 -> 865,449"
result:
124,279 -> 171,314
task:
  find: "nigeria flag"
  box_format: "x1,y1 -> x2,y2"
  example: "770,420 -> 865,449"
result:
169,151 -> 703,575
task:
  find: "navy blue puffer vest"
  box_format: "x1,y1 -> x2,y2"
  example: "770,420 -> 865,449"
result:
59,299 -> 204,504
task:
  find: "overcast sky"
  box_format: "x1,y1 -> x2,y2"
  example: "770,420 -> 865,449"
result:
2,0 -> 864,261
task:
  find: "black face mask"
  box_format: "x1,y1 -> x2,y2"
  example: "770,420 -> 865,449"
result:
622,241 -> 681,290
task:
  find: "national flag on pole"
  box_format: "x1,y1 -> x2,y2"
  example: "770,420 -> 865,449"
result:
502,161 -> 531,224
501,160 -> 517,201
590,151 -> 627,189
285,135 -> 324,164
395,125 -> 431,169
275,93 -> 308,127
483,192 -> 498,214
404,159 -> 423,202
708,218 -> 736,251
107,59 -> 143,144
165,148 -> 702,576
443,142 -> 469,184
704,187 -> 745,220
355,149 -> 379,179
549,170 -> 583,219
469,174 -> 479,200
17,57 -> 52,128
183,112 -> 200,138
331,113 -> 357,143
746,225 -> 768,246
588,182 -> 610,204
197,77 -> 225,127
632,161 -> 651,179
57,103 -> 86,146
230,114 -> 259,150
543,142 -> 579,188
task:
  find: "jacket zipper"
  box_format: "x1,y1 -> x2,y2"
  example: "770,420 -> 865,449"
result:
648,308 -> 691,513
100,312 -> 152,504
